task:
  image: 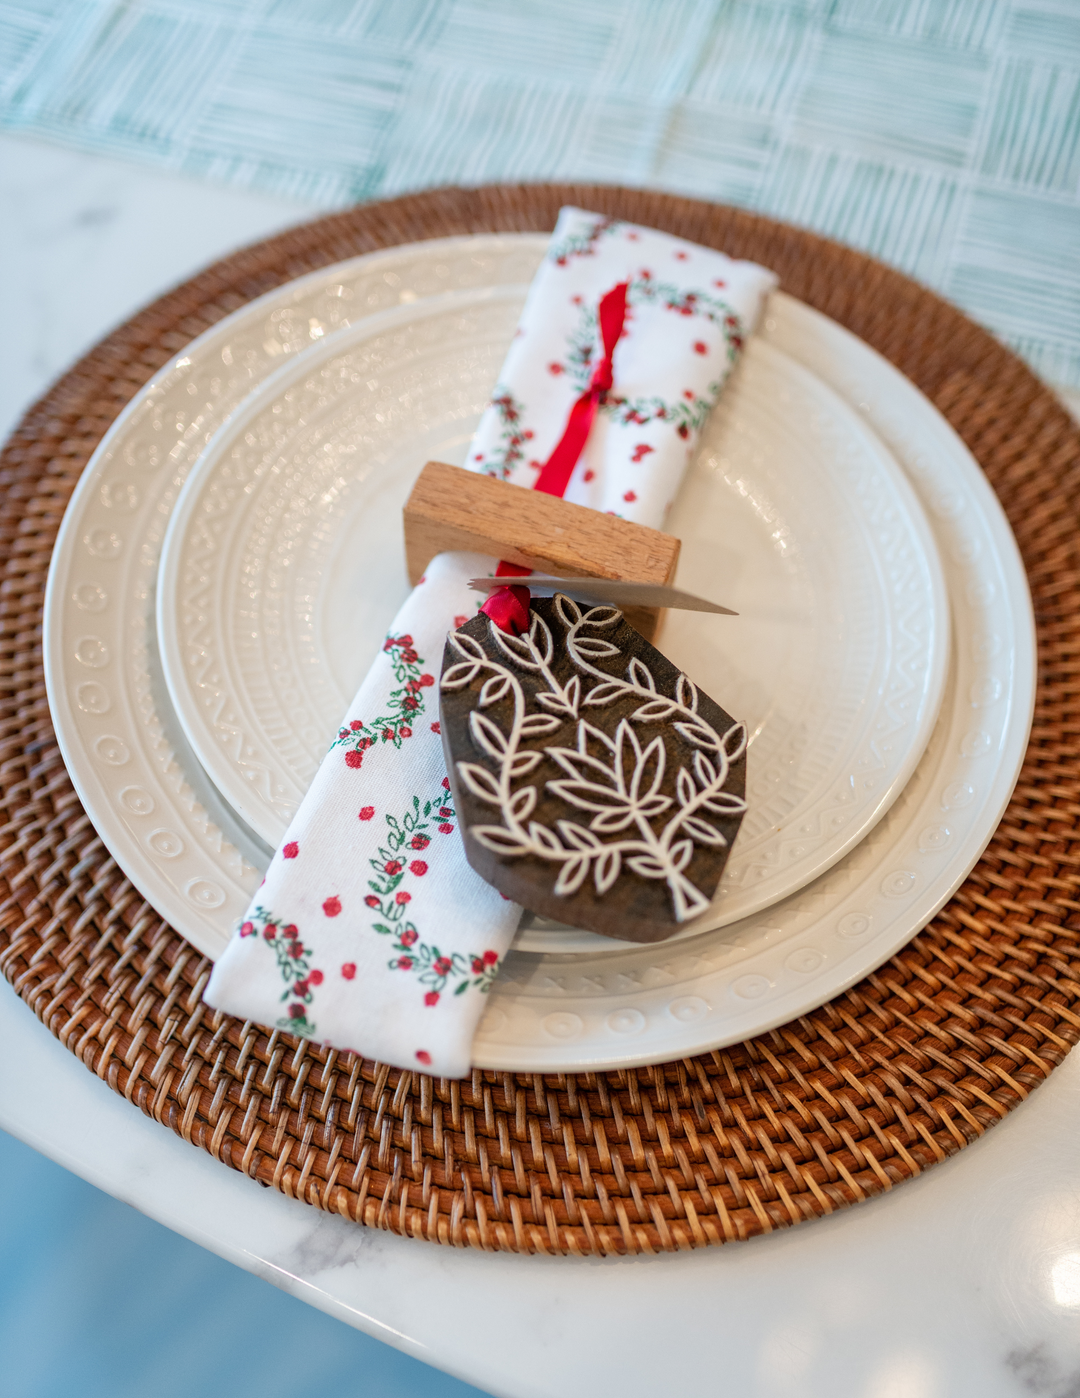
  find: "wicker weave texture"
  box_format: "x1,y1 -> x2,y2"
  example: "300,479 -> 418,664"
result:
1,185 -> 1078,1256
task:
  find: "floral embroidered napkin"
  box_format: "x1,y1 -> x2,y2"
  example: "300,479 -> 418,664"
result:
205,208 -> 777,1077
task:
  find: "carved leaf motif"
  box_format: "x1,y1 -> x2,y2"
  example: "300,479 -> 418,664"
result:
472,824 -> 531,855
626,853 -> 667,879
671,838 -> 694,871
556,820 -> 602,851
528,821 -> 563,855
536,690 -> 573,715
554,854 -> 590,896
469,710 -> 509,760
676,673 -> 699,713
479,673 -> 512,707
582,680 -> 625,707
442,595 -> 747,934
456,762 -> 501,804
630,734 -> 666,803
441,659 -> 481,690
628,656 -> 655,691
701,790 -> 748,816
577,719 -> 615,756
529,611 -> 554,666
615,719 -> 643,792
554,594 -> 583,628
680,814 -> 727,846
582,605 -> 621,629
631,698 -> 678,722
448,631 -> 487,662
546,741 -> 618,785
509,786 -> 537,822
548,778 -> 635,814
594,847 -> 622,894
492,625 -> 540,669
519,712 -> 561,737
674,719 -> 721,750
574,636 -> 621,659
509,750 -> 542,778
693,751 -> 717,788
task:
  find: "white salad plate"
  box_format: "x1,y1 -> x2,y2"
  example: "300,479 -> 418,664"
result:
43,234 -> 1035,1071
154,286 -> 948,947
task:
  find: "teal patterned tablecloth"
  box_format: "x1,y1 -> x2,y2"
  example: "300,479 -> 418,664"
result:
2,0 -> 1079,392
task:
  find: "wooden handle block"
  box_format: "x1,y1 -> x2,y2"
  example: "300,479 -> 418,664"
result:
403,462 -> 681,638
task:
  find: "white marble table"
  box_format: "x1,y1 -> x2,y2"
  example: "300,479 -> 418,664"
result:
4,131 -> 1080,1398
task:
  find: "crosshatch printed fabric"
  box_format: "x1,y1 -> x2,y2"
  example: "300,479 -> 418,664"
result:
205,209 -> 776,1077
1,0 -> 1079,390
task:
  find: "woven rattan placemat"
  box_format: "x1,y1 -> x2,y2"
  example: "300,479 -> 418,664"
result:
3,185 -> 1078,1256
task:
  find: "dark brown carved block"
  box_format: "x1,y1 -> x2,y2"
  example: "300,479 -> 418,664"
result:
439,595 -> 746,943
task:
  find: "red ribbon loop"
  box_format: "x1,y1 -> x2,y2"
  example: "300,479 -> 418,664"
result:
481,280 -> 630,633
532,280 -> 629,499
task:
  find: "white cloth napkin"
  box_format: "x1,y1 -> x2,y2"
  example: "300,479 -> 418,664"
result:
205,207 -> 777,1076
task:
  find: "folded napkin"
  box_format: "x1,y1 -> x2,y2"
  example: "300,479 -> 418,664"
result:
205,208 -> 777,1076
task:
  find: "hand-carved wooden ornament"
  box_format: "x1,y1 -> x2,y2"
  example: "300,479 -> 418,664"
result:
439,595 -> 747,943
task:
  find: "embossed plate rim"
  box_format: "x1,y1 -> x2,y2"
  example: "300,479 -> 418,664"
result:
156,298 -> 948,943
42,235 -> 1034,1072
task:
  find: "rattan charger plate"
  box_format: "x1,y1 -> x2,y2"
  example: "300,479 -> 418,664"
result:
3,185 -> 1078,1256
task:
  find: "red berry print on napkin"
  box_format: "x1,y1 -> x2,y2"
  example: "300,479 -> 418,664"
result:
713,278 -> 726,288
674,250 -> 688,260
322,896 -> 341,917
359,806 -> 375,821
442,778 -> 450,789
345,750 -> 363,768
282,842 -> 298,859
624,490 -> 637,503
409,860 -> 428,876
415,1050 -> 432,1065
365,894 -> 379,908
439,824 -> 454,834
548,362 -> 564,375
583,468 -> 595,482
341,962 -> 356,980
425,991 -> 440,1006
396,891 -> 411,905
308,969 -> 324,986
430,721 -> 440,734
693,341 -> 708,355
453,615 -> 468,628
631,444 -> 653,463
410,835 -> 430,850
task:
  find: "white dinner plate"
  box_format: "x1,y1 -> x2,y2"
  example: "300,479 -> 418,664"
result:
43,234 -> 1034,1071
155,285 -> 948,946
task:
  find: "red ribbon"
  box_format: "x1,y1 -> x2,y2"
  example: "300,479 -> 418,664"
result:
481,281 -> 630,635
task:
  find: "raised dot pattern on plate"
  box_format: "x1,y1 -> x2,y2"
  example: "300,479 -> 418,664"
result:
43,239 -> 1034,1073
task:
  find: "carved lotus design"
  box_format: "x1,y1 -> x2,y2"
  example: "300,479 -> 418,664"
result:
439,595 -> 747,942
